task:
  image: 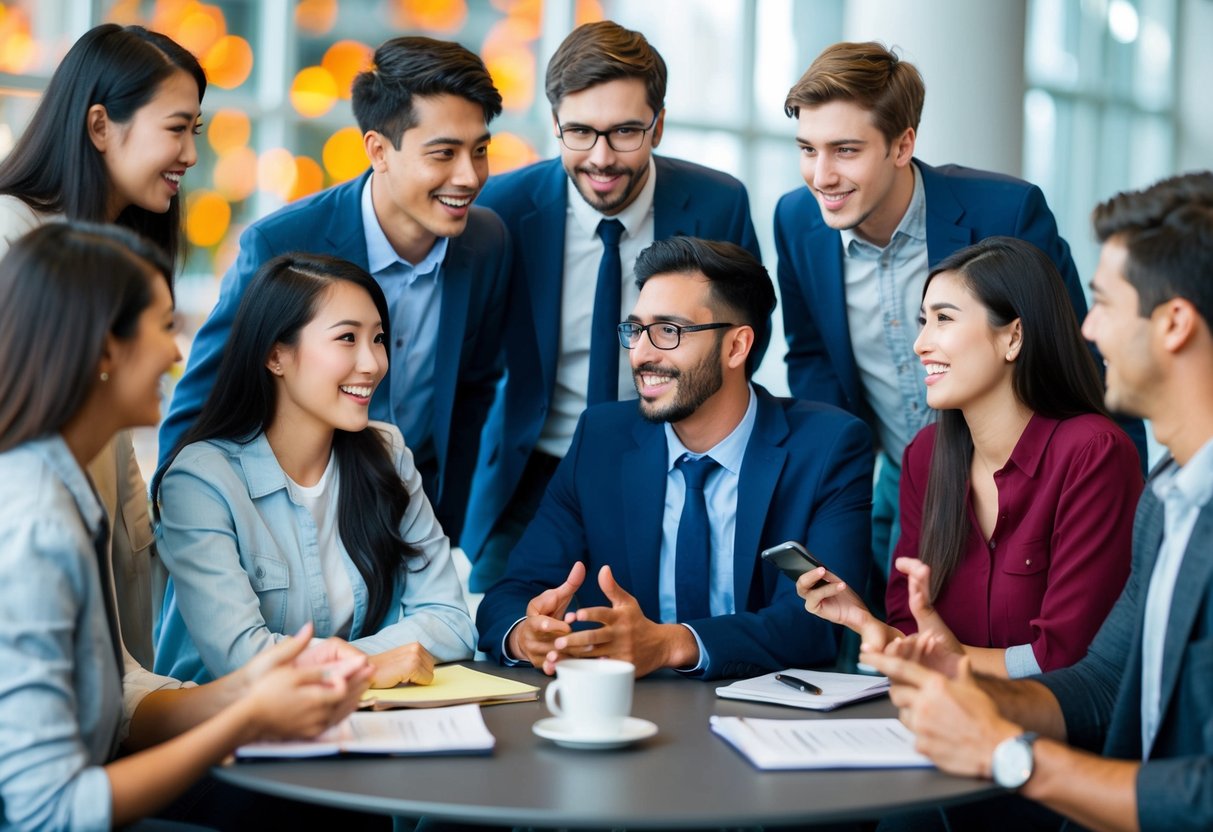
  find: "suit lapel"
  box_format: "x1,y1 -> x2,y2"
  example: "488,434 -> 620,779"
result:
732,393 -> 789,606
326,171 -> 373,272
653,157 -> 695,239
622,419 -> 667,617
1154,504 -> 1213,738
918,161 -> 974,267
520,165 -> 568,393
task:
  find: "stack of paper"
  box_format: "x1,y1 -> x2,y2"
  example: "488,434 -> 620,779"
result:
362,664 -> 539,710
236,703 -> 495,759
715,669 -> 889,711
711,716 -> 932,770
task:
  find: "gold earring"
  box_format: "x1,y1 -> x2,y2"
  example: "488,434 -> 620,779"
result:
100,371 -> 109,382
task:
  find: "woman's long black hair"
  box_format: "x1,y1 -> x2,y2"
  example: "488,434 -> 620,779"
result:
153,254 -> 422,632
917,237 -> 1109,599
0,23 -> 206,267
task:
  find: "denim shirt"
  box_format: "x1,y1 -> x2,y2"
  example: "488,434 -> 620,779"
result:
0,434 -> 122,831
154,422 -> 475,683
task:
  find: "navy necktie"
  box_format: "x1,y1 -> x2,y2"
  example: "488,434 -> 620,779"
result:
675,454 -> 719,622
588,218 -> 625,406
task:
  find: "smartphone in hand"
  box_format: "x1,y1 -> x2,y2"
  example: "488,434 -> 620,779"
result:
760,541 -> 830,588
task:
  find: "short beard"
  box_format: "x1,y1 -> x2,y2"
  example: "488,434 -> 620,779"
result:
571,163 -> 642,214
634,349 -> 724,425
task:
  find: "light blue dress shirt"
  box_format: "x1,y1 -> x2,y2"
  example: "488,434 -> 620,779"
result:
1141,438 -> 1213,756
659,385 -> 758,673
361,175 -> 447,471
840,162 -> 931,462
154,422 -> 475,683
0,435 -> 121,831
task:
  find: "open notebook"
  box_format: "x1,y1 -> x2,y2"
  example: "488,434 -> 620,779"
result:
716,668 -> 889,711
362,664 -> 539,710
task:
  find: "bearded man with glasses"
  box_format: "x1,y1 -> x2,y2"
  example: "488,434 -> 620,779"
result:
478,237 -> 872,680
462,20 -> 764,592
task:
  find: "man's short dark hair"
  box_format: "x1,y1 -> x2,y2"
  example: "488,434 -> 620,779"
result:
351,36 -> 502,149
634,237 -> 774,378
784,41 -> 924,145
1093,171 -> 1213,327
544,21 -> 667,115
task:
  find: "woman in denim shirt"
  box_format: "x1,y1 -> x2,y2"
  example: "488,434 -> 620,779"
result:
153,253 -> 476,688
0,224 -> 369,831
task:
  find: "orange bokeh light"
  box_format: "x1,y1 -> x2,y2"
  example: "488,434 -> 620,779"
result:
202,34 -> 254,90
258,148 -> 297,201
484,46 -> 535,113
574,0 -> 605,25
394,0 -> 467,34
185,190 -> 232,248
295,0 -> 338,35
497,0 -> 541,40
487,131 -> 538,175
207,109 -> 251,154
174,6 -> 225,57
290,66 -> 340,118
0,28 -> 36,74
105,0 -> 145,25
322,127 -> 368,183
289,156 -> 326,202
322,40 -> 373,100
212,146 -> 258,202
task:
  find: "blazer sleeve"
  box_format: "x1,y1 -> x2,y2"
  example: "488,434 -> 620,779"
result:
350,425 -> 475,661
773,200 -> 850,409
475,416 -> 592,663
158,225 -> 274,467
690,415 -> 874,679
440,221 -> 512,544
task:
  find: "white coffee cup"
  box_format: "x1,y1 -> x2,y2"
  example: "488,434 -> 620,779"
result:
544,658 -> 635,738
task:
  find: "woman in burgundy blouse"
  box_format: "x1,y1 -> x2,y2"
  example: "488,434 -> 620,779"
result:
799,237 -> 1142,677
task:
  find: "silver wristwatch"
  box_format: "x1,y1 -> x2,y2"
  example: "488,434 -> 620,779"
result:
991,731 -> 1038,789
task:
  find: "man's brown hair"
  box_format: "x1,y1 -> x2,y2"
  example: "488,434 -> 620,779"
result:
544,20 -> 666,116
784,41 -> 924,145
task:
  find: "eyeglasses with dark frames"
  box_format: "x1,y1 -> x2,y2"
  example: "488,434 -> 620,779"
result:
616,321 -> 735,350
557,113 -> 660,153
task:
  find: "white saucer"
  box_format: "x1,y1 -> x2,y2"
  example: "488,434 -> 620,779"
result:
532,716 -> 658,750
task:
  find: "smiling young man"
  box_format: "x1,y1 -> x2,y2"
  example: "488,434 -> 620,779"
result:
864,172 -> 1213,832
159,37 -> 507,541
476,237 -> 871,680
463,20 -> 762,590
772,41 -> 1143,591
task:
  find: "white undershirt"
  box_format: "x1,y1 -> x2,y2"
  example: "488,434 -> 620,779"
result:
287,453 -> 355,637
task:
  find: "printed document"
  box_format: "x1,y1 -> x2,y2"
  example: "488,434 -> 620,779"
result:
716,669 -> 889,711
710,716 -> 932,770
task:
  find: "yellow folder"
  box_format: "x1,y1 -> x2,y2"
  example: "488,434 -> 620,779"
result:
361,664 -> 539,710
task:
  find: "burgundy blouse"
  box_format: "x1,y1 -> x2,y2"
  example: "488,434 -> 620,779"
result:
886,413 -> 1142,672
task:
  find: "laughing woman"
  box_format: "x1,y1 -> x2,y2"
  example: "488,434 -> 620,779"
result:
799,237 -> 1143,677
0,224 -> 367,831
153,253 -> 475,687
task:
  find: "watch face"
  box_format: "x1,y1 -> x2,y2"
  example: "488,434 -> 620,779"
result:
992,736 -> 1034,789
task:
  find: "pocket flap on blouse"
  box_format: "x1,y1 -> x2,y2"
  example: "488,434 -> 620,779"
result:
248,553 -> 290,592
1001,539 -> 1049,575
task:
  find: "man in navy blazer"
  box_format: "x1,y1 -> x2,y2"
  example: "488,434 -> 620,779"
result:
866,173 -> 1213,831
774,42 -> 1144,586
478,238 -> 871,680
159,38 -> 508,541
463,21 -> 761,591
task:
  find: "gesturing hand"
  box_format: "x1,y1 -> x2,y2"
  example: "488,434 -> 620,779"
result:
896,557 -> 966,663
506,561 -> 586,671
797,566 -> 897,650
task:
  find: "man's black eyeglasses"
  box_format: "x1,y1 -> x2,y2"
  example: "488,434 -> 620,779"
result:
617,321 -> 734,350
557,113 -> 659,153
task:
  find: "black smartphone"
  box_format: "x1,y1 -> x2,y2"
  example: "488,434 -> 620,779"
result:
760,541 -> 829,587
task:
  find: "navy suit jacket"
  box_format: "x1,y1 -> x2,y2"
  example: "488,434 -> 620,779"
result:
1040,460 -> 1213,831
463,155 -> 762,560
159,171 -> 510,542
476,387 -> 874,681
774,159 -> 1086,419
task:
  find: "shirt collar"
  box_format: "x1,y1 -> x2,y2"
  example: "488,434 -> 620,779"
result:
229,432 -> 292,499
663,384 -> 758,476
1002,412 -> 1062,479
33,433 -> 105,536
567,156 -> 658,241
361,172 -> 449,277
1152,436 -> 1213,509
840,160 -> 927,255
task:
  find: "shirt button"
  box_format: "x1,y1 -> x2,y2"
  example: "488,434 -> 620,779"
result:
989,540 -> 996,550
255,566 -> 265,579
396,338 -> 404,349
1025,559 -> 1032,566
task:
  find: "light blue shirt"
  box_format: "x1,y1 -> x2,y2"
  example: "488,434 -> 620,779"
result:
840,162 -> 931,461
1141,438 -> 1213,756
154,422 -> 475,683
361,175 -> 447,469
659,385 -> 758,674
0,435 -> 121,832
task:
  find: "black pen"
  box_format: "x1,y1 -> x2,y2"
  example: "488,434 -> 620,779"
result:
775,673 -> 823,695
